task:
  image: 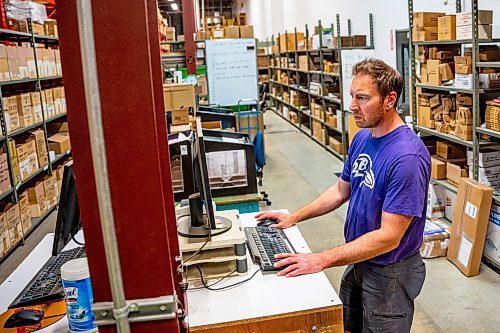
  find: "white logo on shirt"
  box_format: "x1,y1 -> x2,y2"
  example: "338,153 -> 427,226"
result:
352,153 -> 375,189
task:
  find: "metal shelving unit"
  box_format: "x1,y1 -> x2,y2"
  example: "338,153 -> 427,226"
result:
409,0 -> 500,268
268,14 -> 374,161
0,21 -> 70,264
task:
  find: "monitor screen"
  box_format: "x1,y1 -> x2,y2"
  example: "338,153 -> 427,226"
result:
52,161 -> 81,256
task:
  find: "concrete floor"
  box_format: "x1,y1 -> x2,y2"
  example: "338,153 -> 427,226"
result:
1,110 -> 499,332
259,111 -> 500,333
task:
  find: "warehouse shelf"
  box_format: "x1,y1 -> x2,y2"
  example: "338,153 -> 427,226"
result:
416,125 -> 477,148
430,178 -> 458,194
476,127 -> 500,139
51,149 -> 71,165
46,113 -> 67,123
477,62 -> 500,68
7,122 -> 43,138
414,83 -> 473,94
326,146 -> 344,160
23,205 -> 57,239
0,75 -> 62,86
270,14 -> 373,162
413,38 -> 500,46
160,41 -> 184,45
15,166 -> 50,191
0,28 -> 58,42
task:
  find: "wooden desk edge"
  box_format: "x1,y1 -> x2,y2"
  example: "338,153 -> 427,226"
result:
190,304 -> 343,333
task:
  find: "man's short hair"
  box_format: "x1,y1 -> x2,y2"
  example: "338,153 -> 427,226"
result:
352,58 -> 404,105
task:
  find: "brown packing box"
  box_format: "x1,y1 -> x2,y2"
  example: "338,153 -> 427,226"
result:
328,136 -> 343,154
446,163 -> 468,187
3,96 -> 20,133
16,93 -> 34,128
431,157 -> 446,180
163,83 -> 195,112
413,12 -> 444,28
418,105 -> 434,128
3,203 -> 22,245
420,222 -> 450,258
439,63 -> 454,81
18,192 -> 31,233
224,26 -> 240,38
201,121 -> 222,130
454,56 -> 472,74
455,123 -> 473,141
0,153 -> 11,194
447,178 -> 493,277
457,107 -> 472,125
456,93 -> 473,107
438,15 -> 456,40
43,174 -> 57,208
17,47 -> 28,79
0,212 -> 11,256
16,139 -> 38,181
44,89 -> 55,119
28,181 -> 46,205
170,109 -> 189,125
30,129 -> 49,167
239,25 -> 254,38
0,47 -> 10,82
352,35 -> 366,47
48,133 -> 71,154
7,139 -> 20,185
30,92 -> 43,124
6,46 -> 20,81
436,141 -> 466,159
35,48 -> 44,77
412,27 -> 438,42
279,33 -> 305,52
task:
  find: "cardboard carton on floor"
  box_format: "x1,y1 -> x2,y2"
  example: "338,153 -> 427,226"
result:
421,221 -> 450,258
448,178 -> 493,276
427,183 -> 445,218
483,204 -> 500,263
431,157 -> 446,180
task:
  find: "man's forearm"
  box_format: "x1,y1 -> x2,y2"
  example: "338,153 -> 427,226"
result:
319,229 -> 399,267
292,182 -> 348,223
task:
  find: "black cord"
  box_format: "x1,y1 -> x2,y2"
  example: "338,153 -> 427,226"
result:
193,265 -> 262,292
71,231 -> 85,246
187,268 -> 238,291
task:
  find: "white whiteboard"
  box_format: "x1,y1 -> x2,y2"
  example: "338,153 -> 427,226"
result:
341,49 -> 376,109
206,38 -> 258,106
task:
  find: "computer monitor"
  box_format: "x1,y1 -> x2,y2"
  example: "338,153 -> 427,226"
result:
177,120 -> 232,238
52,161 -> 82,256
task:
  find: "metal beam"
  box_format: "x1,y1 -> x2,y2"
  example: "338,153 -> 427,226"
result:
57,1 -> 183,332
182,0 -> 197,74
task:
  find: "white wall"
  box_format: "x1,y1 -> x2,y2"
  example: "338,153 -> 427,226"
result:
244,0 -> 500,67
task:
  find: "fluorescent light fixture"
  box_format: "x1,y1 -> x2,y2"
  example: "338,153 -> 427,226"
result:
171,2 -> 178,10
168,0 -> 174,1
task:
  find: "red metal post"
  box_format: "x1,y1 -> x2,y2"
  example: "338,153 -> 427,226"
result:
182,0 -> 197,74
57,1 -> 183,332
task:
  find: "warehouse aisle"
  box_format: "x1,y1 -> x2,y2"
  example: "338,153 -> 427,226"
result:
259,110 -> 500,333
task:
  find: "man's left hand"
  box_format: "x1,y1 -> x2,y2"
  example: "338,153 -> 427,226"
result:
274,252 -> 326,277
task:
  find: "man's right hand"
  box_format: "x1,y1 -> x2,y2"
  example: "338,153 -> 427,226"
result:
254,211 -> 299,229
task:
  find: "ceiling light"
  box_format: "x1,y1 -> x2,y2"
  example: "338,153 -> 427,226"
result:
171,3 -> 178,10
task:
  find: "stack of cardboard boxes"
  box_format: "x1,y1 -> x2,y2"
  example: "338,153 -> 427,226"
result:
468,148 -> 500,193
413,12 -> 442,42
456,10 -> 493,40
420,47 -> 459,86
438,15 -> 456,40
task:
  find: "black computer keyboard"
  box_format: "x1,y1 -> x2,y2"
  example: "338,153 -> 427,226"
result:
244,226 -> 296,274
9,246 -> 86,309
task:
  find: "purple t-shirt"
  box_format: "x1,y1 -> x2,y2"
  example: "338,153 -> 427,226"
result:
340,125 -> 431,265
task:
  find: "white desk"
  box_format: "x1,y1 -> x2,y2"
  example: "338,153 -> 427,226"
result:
187,212 -> 343,333
0,232 -> 83,333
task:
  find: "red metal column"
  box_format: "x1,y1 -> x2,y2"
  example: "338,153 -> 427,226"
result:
57,1 -> 183,332
182,0 -> 197,74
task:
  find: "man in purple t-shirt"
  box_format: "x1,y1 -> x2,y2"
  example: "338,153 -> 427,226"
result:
256,59 -> 431,332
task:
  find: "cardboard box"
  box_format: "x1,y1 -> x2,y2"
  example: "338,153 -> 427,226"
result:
454,74 -> 473,90
456,11 -> 493,26
457,106 -> 473,124
170,109 -> 189,125
48,133 -> 71,154
239,25 -> 254,38
427,183 -> 446,218
467,149 -> 500,168
446,163 -> 468,187
479,46 -> 500,61
328,136 -> 343,154
439,63 -> 454,81
6,46 -> 20,81
0,153 -> 11,194
438,15 -> 456,40
279,33 -> 305,52
3,96 -> 20,133
30,92 -> 43,124
418,105 -> 434,128
479,73 -> 500,89
484,204 -> 500,263
17,47 -> 28,79
16,139 -> 38,181
457,24 -> 492,40
412,27 -> 438,42
2,203 -> 22,245
0,47 -> 10,82
0,213 -> 11,256
421,221 -> 450,258
437,141 -> 466,159
347,114 -> 361,145
7,139 -> 20,185
212,27 -> 225,39
455,123 -> 473,141
163,83 -> 195,112
454,56 -> 472,74
445,189 -> 457,220
43,174 -> 57,208
30,129 -> 49,167
16,93 -> 34,128
431,157 -> 446,180
224,26 -> 240,39
28,181 -> 46,205
413,12 -> 444,28
448,178 -> 493,276
18,191 -> 31,233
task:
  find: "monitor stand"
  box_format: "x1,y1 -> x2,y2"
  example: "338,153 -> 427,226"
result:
177,215 -> 232,238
